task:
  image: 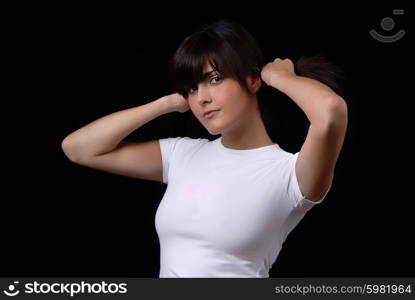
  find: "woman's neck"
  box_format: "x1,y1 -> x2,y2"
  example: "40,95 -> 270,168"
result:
220,100 -> 273,150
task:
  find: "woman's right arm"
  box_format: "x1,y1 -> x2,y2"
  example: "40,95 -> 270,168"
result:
61,93 -> 189,182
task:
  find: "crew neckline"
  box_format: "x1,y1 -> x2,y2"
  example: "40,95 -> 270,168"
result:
216,136 -> 279,154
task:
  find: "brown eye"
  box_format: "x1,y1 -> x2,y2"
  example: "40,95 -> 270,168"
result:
210,75 -> 223,84
189,86 -> 198,94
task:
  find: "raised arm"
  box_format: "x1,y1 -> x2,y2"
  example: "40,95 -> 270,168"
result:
261,58 -> 348,202
61,93 -> 189,182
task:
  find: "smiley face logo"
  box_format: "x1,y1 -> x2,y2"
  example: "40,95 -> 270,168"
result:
3,281 -> 20,297
370,9 -> 406,43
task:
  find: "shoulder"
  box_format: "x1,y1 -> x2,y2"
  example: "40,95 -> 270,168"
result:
268,144 -> 298,166
160,136 -> 210,146
159,136 -> 210,154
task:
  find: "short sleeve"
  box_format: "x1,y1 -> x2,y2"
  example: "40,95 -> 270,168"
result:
286,152 -> 331,210
159,137 -> 182,184
158,136 -> 209,184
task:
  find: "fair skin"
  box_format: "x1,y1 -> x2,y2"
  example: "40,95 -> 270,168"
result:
261,58 -> 348,202
62,56 -> 347,202
181,61 -> 274,150
172,58 -> 348,202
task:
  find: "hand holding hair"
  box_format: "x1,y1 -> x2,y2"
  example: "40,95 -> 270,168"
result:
260,58 -> 296,88
165,93 -> 190,113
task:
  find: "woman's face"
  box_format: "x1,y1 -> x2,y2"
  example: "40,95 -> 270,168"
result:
187,62 -> 255,135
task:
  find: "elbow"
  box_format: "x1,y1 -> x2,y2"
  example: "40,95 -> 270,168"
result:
314,95 -> 348,132
324,93 -> 347,113
325,95 -> 348,127
61,136 -> 81,163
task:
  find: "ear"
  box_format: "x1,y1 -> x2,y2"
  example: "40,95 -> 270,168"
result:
246,72 -> 262,94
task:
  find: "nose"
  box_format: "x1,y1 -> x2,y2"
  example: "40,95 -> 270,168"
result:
196,84 -> 211,105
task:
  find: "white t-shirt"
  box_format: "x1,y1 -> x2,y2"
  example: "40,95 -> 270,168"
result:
155,136 -> 330,278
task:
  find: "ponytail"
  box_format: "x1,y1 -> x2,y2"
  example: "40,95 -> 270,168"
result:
294,55 -> 343,93
258,55 -> 344,125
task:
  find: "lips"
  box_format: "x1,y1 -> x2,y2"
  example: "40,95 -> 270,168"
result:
204,109 -> 220,118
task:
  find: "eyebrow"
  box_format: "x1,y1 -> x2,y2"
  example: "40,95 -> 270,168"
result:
202,70 -> 217,79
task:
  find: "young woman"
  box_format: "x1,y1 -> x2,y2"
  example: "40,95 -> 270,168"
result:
62,19 -> 348,278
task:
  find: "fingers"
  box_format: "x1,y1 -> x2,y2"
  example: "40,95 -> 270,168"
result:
273,57 -> 292,63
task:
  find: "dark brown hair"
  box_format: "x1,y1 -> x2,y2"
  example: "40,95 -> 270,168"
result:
170,19 -> 342,98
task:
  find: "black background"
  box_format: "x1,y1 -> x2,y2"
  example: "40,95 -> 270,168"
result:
2,3 -> 412,277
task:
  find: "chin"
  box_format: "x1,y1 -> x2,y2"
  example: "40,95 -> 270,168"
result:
204,125 -> 222,135
208,129 -> 222,135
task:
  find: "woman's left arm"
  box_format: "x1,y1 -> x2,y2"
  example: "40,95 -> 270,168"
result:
261,58 -> 348,202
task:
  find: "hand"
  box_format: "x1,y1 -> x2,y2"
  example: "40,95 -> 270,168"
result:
261,58 -> 296,87
165,93 -> 190,113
